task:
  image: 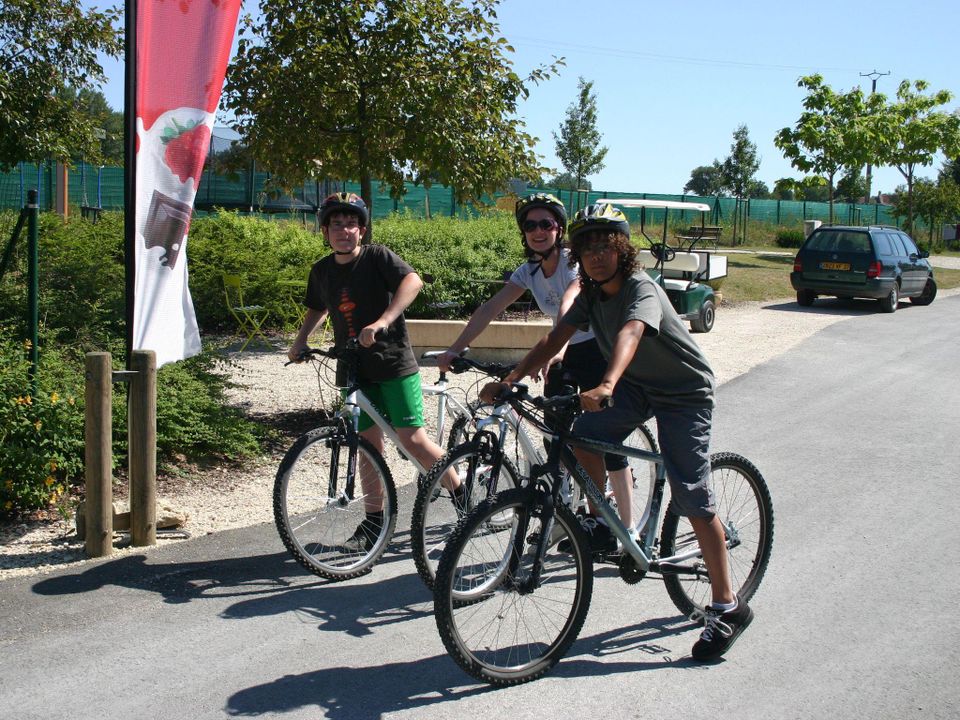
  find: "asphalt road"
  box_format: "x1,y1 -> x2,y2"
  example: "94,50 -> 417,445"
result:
2,295 -> 958,719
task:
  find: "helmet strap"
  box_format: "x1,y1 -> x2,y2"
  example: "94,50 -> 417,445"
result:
526,242 -> 558,277
582,266 -> 620,289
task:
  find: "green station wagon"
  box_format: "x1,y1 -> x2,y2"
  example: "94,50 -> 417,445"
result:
790,225 -> 937,313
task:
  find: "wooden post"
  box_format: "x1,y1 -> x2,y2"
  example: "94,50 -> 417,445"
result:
84,352 -> 113,557
55,161 -> 69,218
129,350 -> 157,546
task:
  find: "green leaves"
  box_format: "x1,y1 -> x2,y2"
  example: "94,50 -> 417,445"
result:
553,77 -> 607,189
0,0 -> 122,169
223,0 -> 559,223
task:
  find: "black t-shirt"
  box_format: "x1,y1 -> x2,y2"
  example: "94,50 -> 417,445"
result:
305,244 -> 419,383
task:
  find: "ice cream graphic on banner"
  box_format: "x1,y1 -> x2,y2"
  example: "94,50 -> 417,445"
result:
133,0 -> 242,366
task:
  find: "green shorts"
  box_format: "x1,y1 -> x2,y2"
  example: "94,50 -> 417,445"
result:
347,371 -> 425,432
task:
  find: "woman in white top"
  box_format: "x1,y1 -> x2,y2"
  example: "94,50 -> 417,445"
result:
438,193 -> 630,478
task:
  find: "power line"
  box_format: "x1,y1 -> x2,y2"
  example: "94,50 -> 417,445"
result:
509,34 -> 864,73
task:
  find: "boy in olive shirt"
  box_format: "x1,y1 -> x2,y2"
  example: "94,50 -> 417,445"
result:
492,203 -> 753,662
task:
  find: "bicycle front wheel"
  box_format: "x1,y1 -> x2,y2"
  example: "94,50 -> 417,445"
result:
660,452 -> 773,614
274,423 -> 397,580
434,488 -> 594,687
411,441 -> 521,591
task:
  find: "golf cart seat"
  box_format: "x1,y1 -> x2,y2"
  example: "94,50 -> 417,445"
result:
638,249 -> 703,291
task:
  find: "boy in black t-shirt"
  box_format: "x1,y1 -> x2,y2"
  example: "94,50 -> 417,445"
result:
288,193 -> 456,551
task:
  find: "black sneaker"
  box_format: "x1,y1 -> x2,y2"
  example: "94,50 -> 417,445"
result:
339,517 -> 382,553
558,514 -> 617,555
690,595 -> 754,661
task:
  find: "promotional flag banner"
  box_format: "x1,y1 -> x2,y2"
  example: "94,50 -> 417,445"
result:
133,0 -> 242,366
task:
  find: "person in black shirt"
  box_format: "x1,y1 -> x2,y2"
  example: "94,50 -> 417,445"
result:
288,193 -> 457,551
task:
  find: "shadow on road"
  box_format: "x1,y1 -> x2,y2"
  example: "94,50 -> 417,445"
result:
223,614 -> 704,717
761,298 -> 915,316
225,654 -> 493,718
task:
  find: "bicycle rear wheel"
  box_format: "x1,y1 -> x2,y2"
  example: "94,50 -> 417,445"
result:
434,488 -> 593,686
274,423 -> 397,580
660,452 -> 773,614
411,440 -> 521,591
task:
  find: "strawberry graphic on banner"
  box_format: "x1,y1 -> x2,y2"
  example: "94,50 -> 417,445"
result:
133,0 -> 242,366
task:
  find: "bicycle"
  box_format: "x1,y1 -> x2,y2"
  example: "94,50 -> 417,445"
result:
411,381 -> 657,593
433,384 -> 774,686
273,341 -> 533,580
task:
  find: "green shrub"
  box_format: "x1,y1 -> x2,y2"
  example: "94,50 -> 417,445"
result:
375,211 -> 526,315
0,334 -> 84,517
187,212 -> 327,331
775,229 -> 806,248
151,350 -> 264,463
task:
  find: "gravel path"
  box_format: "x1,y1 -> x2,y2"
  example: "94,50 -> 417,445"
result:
3,289 -> 957,580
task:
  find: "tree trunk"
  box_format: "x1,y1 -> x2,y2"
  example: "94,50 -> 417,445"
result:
827,172 -> 836,225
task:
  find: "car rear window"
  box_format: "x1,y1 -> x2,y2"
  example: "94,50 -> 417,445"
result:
805,230 -> 871,253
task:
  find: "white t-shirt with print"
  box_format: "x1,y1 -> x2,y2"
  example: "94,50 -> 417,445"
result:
508,248 -> 593,346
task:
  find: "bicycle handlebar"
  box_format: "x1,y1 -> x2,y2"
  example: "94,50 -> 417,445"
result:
284,338 -> 361,366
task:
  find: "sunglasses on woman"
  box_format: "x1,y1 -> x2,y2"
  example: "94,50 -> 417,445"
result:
522,218 -> 559,232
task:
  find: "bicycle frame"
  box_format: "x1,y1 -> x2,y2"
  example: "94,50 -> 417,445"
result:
522,421 -> 723,580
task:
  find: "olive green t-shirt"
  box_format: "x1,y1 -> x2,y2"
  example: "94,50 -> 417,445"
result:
562,272 -> 715,408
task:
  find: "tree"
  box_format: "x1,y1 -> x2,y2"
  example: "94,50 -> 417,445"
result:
0,0 -> 122,169
876,80 -> 960,232
747,179 -> 770,199
835,168 -> 868,203
552,76 -> 607,192
890,177 -> 960,247
548,172 -> 591,191
772,178 -> 797,200
223,0 -> 560,237
69,88 -> 124,165
684,163 -> 724,196
941,156 -> 960,186
719,125 -> 761,244
775,74 -> 884,224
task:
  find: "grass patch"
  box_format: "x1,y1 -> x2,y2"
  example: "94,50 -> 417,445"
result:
718,252 -> 796,302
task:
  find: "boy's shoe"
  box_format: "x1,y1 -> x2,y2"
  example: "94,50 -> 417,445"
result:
339,517 -> 382,553
557,514 -> 617,556
690,595 -> 754,661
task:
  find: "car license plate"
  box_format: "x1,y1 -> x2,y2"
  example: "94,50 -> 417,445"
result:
820,262 -> 850,271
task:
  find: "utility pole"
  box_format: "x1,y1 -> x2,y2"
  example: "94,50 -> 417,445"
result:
860,69 -> 890,203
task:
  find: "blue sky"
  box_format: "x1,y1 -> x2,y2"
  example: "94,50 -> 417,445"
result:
87,0 -> 958,197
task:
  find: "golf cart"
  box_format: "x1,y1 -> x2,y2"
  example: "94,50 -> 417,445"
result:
597,198 -> 727,333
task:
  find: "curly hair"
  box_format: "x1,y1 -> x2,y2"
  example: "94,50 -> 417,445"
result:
567,229 -> 638,291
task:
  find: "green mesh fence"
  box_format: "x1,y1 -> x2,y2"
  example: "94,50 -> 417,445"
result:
0,161 -> 900,231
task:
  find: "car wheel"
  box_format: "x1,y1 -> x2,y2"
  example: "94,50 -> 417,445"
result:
796,290 -> 816,307
690,300 -> 715,333
879,285 -> 899,313
911,277 -> 937,306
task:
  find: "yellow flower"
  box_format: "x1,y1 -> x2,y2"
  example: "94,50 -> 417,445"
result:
16,395 -> 32,405
44,476 -> 55,487
67,396 -> 75,406
48,460 -> 58,471
23,339 -> 32,350
50,392 -> 59,404
34,420 -> 42,431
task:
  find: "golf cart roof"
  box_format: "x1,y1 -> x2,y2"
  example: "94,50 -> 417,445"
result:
596,198 -> 712,213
